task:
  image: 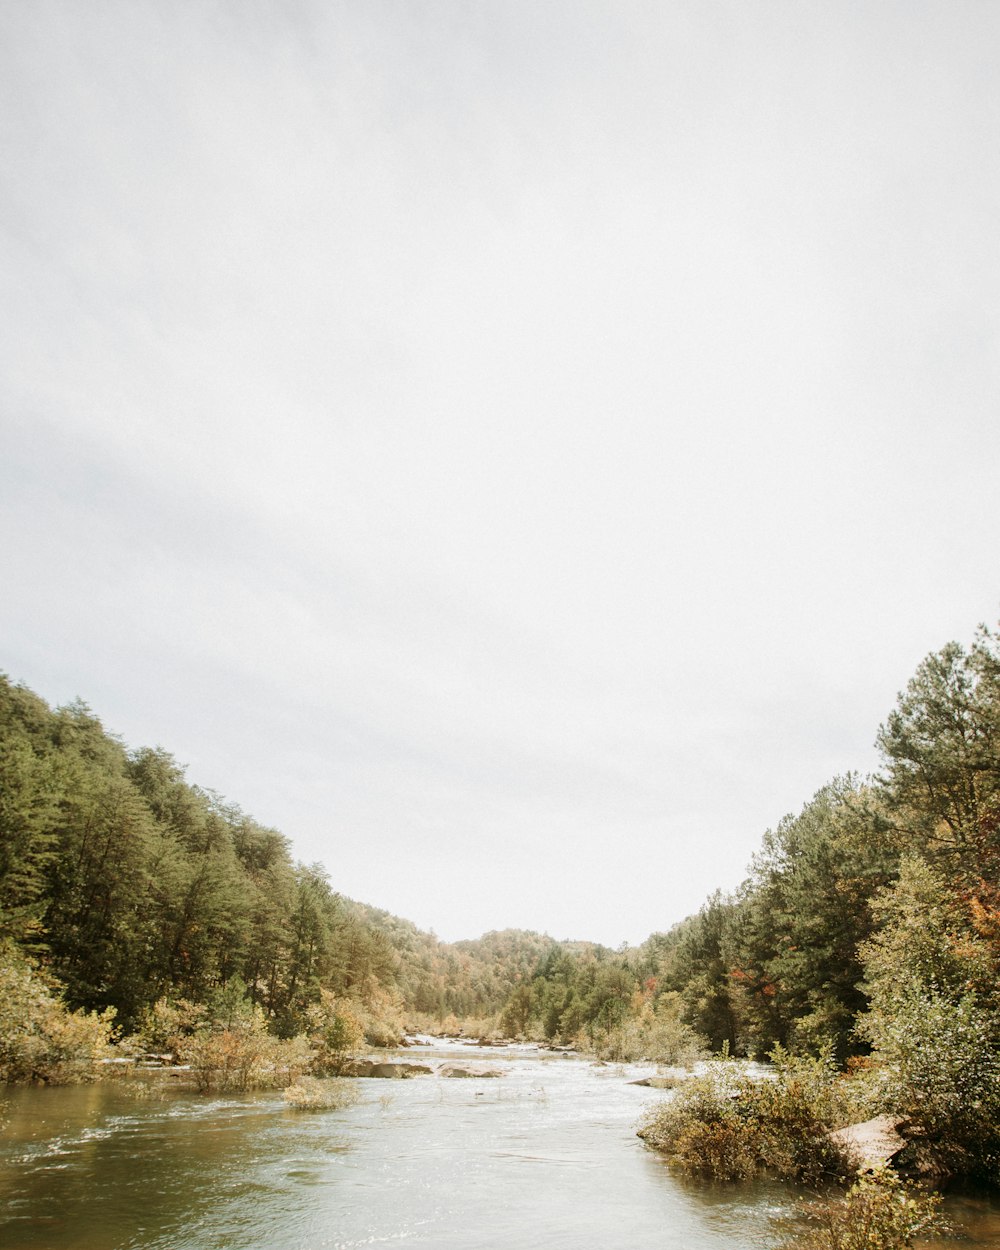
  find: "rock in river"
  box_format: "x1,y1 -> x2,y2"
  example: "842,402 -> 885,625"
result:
437,1063 -> 504,1079
345,1060 -> 433,1079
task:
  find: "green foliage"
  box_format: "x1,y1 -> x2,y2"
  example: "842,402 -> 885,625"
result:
353,984 -> 406,1048
639,1051 -> 856,1183
7,618 -> 1000,1193
865,990 -> 1000,1178
0,726 -> 59,944
435,928 -> 568,1029
859,857 -> 1000,1178
494,940 -> 683,1053
660,893 -> 742,1054
0,942 -> 116,1082
730,778 -> 898,1061
862,856 -> 995,1002
591,993 -> 707,1065
877,627 -> 1000,865
637,627 -> 1000,1186
776,1167 -> 949,1250
0,673 -> 473,1069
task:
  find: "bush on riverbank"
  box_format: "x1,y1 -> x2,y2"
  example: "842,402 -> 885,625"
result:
303,990 -> 366,1075
774,1167 -> 949,1250
857,858 -> 1000,1181
131,995 -> 208,1057
0,942 -> 116,1083
639,1051 -> 857,1182
180,1019 -> 311,1092
178,984 -> 311,1092
131,984 -> 394,1086
861,987 -> 1000,1180
403,1012 -> 504,1042
351,984 -> 407,1049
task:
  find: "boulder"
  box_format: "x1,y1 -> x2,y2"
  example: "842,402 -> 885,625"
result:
829,1115 -> 906,1170
370,1063 -> 405,1079
344,1060 -> 433,1079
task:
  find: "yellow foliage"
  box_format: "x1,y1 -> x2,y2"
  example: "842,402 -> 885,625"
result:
304,990 -> 366,1074
179,1006 -> 309,1092
283,1075 -> 360,1110
0,944 -> 116,1083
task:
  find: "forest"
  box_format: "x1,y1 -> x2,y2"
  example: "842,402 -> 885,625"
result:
3,624 -> 1000,1181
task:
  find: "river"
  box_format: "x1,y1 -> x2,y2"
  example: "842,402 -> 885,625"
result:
2,1039 -> 1000,1250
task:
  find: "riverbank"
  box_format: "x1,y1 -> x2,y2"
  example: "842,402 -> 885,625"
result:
5,1039 -> 1000,1250
0,1041 -> 783,1250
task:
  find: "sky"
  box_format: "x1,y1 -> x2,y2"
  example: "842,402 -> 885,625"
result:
2,1 -> 999,948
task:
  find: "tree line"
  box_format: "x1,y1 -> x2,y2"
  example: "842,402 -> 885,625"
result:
513,624 -> 1000,1177
0,676 -> 540,1048
4,621 -> 1000,1172
640,626 -> 1000,1069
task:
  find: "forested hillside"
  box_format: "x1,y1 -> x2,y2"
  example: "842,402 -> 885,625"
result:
4,623 -> 1000,1154
0,668 -> 667,1063
510,625 -> 1000,1179
0,676 -> 556,1052
646,625 -> 1000,1070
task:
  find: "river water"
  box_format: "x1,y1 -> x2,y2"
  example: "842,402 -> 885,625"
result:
2,1039 -> 1000,1250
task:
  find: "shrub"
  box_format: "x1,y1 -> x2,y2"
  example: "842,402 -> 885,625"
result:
179,997 -> 309,1093
283,1076 -> 361,1111
0,943 -> 116,1083
775,1167 -> 949,1250
858,987 -> 1000,1179
857,858 -> 1000,1178
639,1064 -> 764,1180
131,996 -> 207,1058
639,1050 -> 855,1182
353,985 -> 406,1048
304,991 -> 366,1075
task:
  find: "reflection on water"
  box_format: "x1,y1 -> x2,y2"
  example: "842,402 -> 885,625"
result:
1,1041 -> 998,1250
934,1185 -> 1000,1249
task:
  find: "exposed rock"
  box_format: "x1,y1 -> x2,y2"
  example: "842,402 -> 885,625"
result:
629,1076 -> 678,1089
829,1115 -> 907,1170
438,1063 -> 504,1079
344,1060 -> 433,1079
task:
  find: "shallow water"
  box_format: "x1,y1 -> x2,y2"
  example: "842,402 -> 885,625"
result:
1,1040 -> 998,1249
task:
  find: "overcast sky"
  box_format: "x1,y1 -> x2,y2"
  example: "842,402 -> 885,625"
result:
2,1 -> 998,947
